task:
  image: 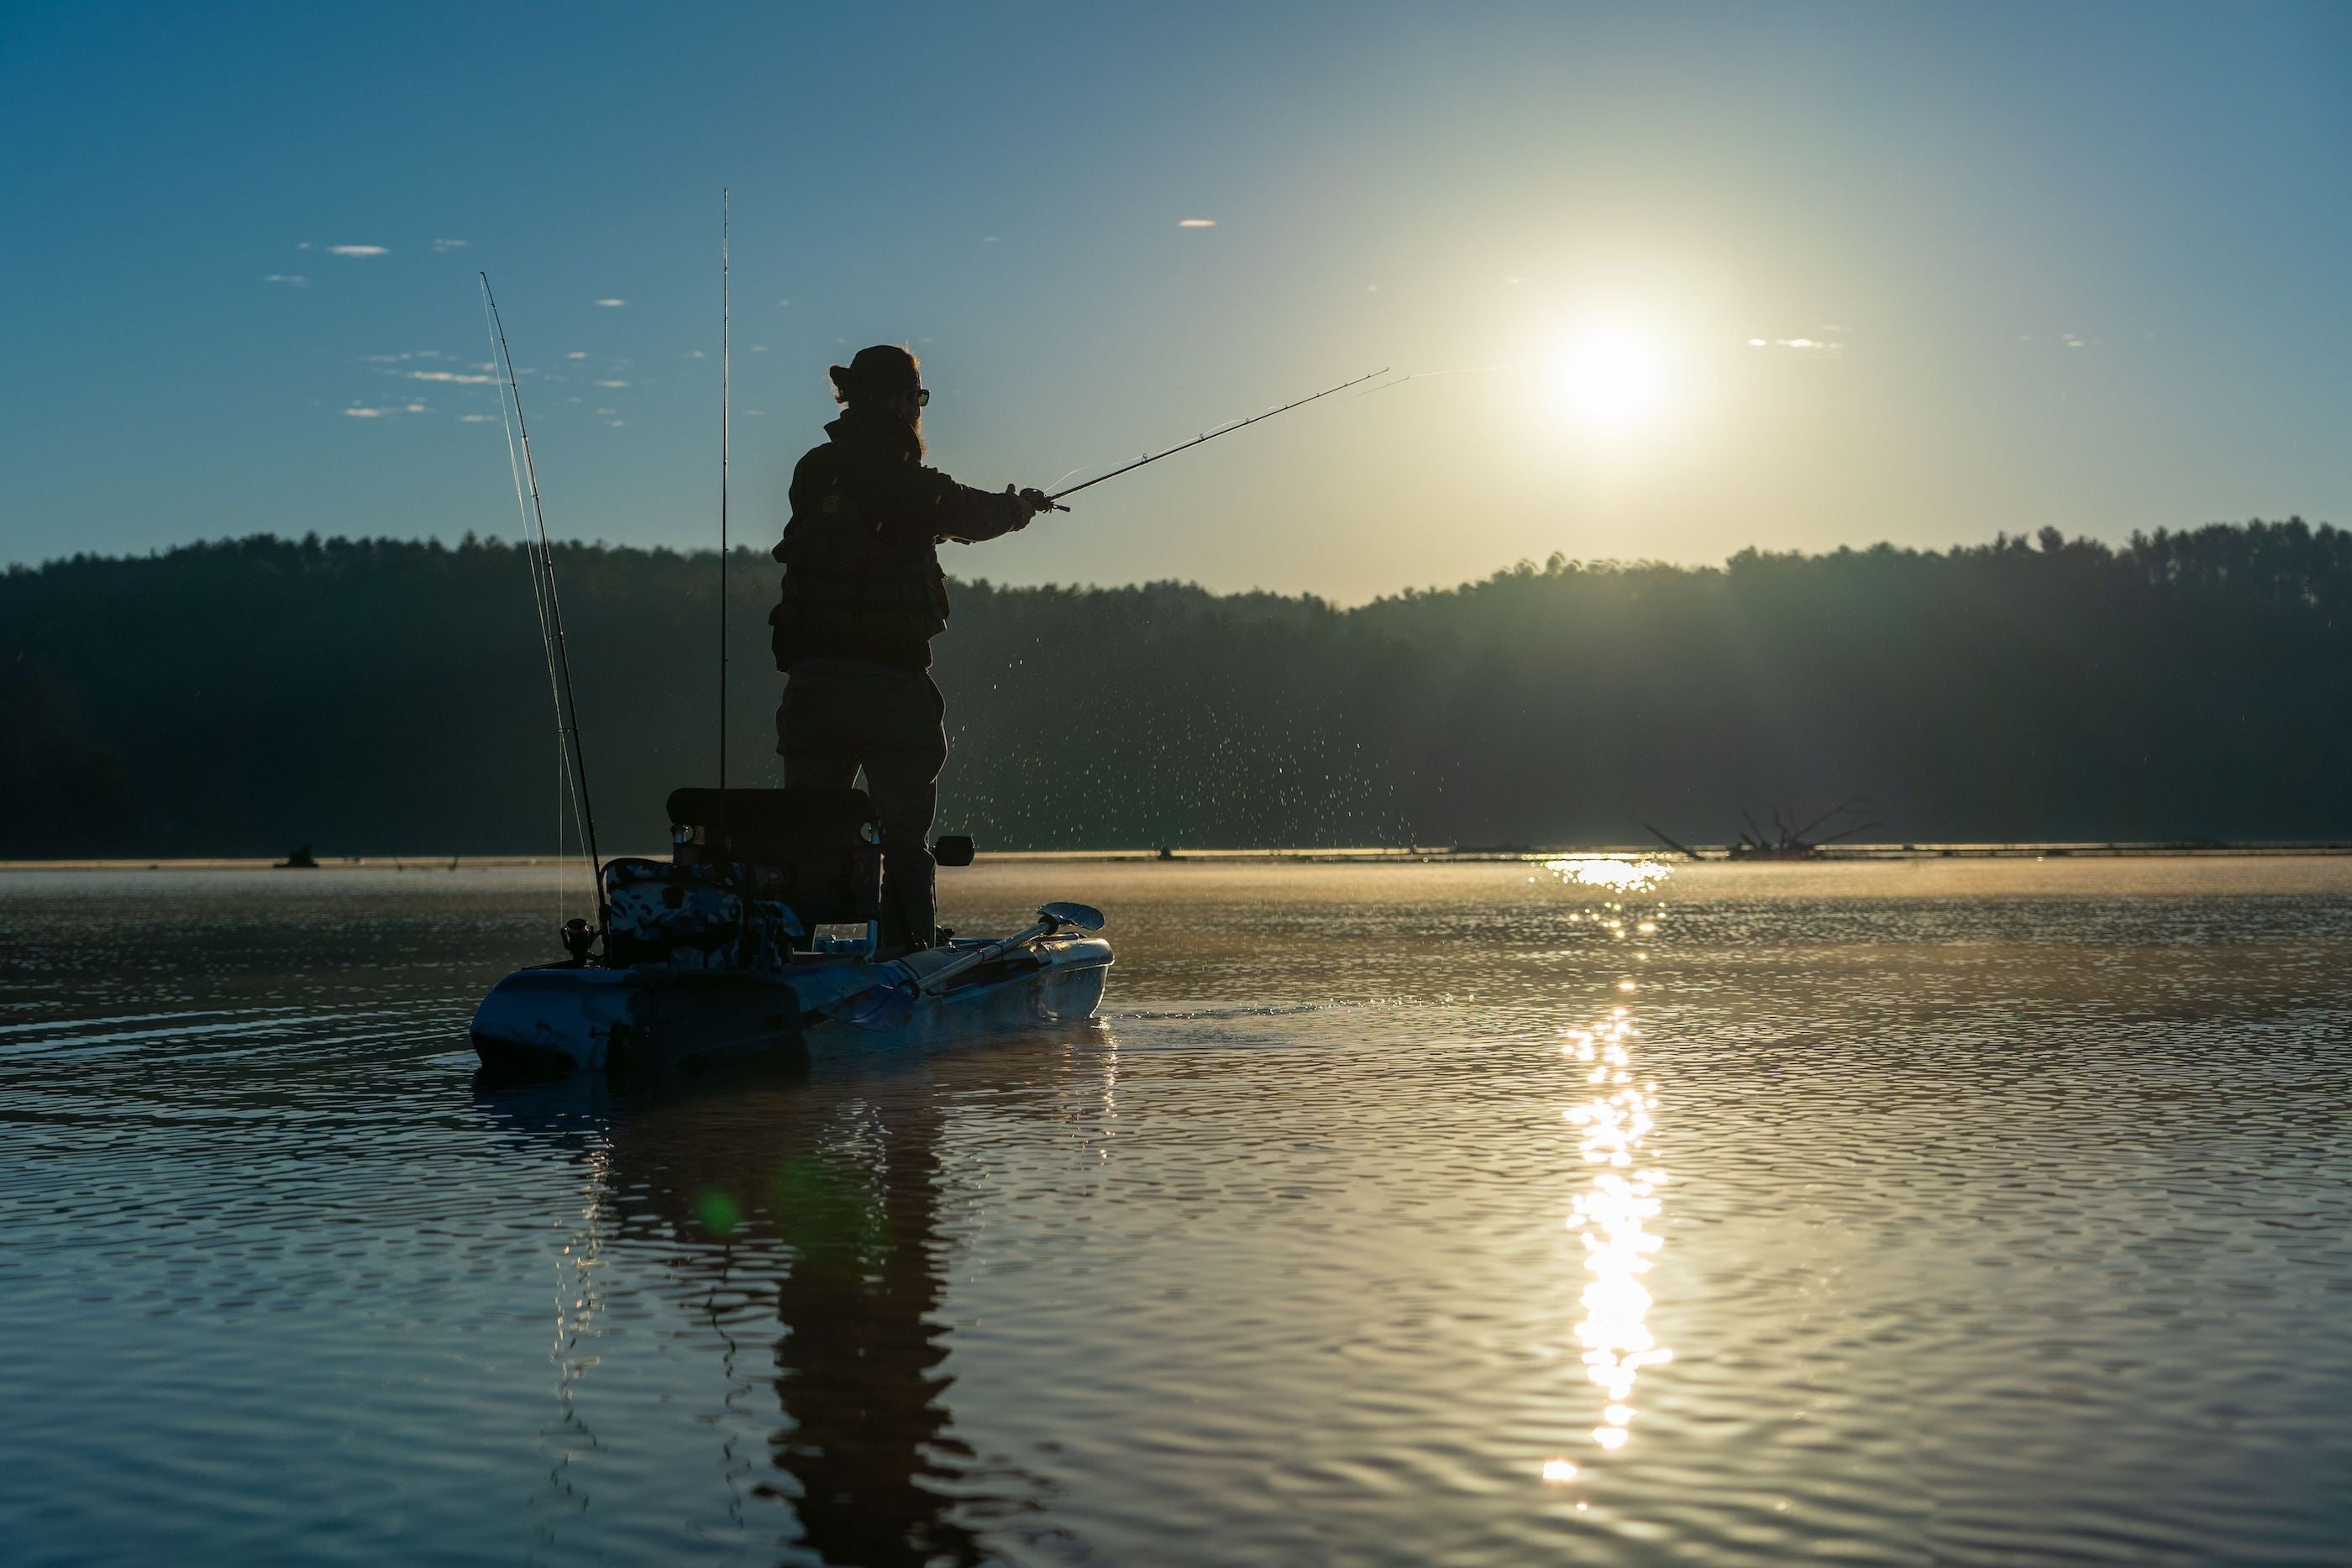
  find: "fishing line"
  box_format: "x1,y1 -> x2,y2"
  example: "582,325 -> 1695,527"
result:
481,272 -> 609,936
1337,363 -> 1513,403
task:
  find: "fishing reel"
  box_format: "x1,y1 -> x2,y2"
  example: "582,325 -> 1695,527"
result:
559,916 -> 599,966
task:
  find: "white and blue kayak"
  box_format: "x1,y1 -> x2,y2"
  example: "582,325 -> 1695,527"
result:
469,787 -> 1110,1077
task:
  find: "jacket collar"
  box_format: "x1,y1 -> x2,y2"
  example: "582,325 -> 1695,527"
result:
825,406 -> 921,465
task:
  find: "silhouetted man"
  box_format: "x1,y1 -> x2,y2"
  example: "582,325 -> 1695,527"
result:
769,344 -> 1053,953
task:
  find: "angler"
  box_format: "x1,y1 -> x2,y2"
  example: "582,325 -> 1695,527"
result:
769,344 -> 1056,955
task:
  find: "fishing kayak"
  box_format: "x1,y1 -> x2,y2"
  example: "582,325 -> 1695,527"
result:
469,785 -> 1111,1077
470,929 -> 1112,1075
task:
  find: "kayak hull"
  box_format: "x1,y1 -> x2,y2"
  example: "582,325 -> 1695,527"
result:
470,936 -> 1111,1076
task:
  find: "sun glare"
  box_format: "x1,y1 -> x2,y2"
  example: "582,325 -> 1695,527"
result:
1544,325 -> 1667,438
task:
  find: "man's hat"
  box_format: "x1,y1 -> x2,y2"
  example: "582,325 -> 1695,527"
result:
828,344 -> 921,402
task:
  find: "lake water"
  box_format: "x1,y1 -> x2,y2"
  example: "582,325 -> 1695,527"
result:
3,857 -> 2349,1565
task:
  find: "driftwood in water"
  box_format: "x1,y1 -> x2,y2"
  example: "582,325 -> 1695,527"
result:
1646,798 -> 1881,860
1726,798 -> 1880,859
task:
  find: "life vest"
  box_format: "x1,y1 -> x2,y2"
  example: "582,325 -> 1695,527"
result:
769,430 -> 953,669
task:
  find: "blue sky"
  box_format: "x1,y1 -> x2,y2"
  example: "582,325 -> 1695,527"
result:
4,1 -> 2349,600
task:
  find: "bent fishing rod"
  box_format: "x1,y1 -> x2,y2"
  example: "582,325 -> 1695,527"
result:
1047,367 -> 1387,503
480,271 -> 609,936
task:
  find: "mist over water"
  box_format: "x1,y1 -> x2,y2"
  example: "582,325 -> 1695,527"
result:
3,858 -> 2349,1564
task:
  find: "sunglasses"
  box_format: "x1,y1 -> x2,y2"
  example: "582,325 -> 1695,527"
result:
913,387 -> 931,407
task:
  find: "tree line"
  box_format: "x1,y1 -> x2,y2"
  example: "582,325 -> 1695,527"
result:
3,519 -> 2346,857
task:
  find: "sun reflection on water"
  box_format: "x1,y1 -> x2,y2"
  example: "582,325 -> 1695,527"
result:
1565,1009 -> 1672,1455
1544,856 -> 1672,893
1546,868 -> 1674,1488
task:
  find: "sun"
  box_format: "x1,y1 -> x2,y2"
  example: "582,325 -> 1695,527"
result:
1543,323 -> 1667,438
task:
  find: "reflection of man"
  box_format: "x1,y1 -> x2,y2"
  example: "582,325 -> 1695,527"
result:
553,1081 -> 1006,1564
769,343 -> 1054,955
765,1099 -> 987,1566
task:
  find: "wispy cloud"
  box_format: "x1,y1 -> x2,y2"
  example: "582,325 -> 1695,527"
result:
344,406 -> 390,418
263,274 -> 309,288
591,379 -> 629,388
407,370 -> 497,384
593,297 -> 626,307
431,238 -> 469,253
1178,218 -> 1216,228
565,351 -> 588,359
459,412 -> 499,423
327,244 -> 389,258
1746,336 -> 1844,356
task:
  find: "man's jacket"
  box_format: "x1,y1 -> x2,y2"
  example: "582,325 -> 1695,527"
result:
769,408 -> 1029,672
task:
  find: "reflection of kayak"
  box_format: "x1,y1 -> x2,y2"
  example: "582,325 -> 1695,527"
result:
468,785 -> 1111,1077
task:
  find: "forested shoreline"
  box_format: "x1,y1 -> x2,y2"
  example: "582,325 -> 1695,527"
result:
4,520 -> 2347,857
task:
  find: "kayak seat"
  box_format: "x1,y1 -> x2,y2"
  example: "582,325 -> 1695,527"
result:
664,786 -> 882,930
603,857 -> 804,971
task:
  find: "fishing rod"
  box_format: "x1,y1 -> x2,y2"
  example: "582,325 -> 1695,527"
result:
480,272 -> 609,937
718,188 -> 731,803
1047,367 -> 1387,502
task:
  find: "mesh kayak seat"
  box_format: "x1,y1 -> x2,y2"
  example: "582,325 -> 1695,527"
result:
664,786 -> 883,935
602,857 -> 804,970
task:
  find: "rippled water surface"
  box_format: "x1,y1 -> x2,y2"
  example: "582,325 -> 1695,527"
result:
4,857 -> 2351,1565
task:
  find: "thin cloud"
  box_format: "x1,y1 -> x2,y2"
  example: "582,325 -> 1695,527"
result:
593,297 -> 626,307
591,379 -> 629,388
431,238 -> 469,252
407,370 -> 496,384
1178,218 -> 1216,228
263,274 -> 309,288
1746,336 -> 1844,356
327,244 -> 389,257
344,406 -> 390,418
458,412 -> 499,423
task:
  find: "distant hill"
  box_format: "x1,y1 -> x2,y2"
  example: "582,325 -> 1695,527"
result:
4,521 -> 2349,857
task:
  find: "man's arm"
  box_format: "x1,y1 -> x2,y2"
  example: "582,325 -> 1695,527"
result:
848,462 -> 1042,544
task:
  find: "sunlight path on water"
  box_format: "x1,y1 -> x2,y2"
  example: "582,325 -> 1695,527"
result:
1539,857 -> 1676,1507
